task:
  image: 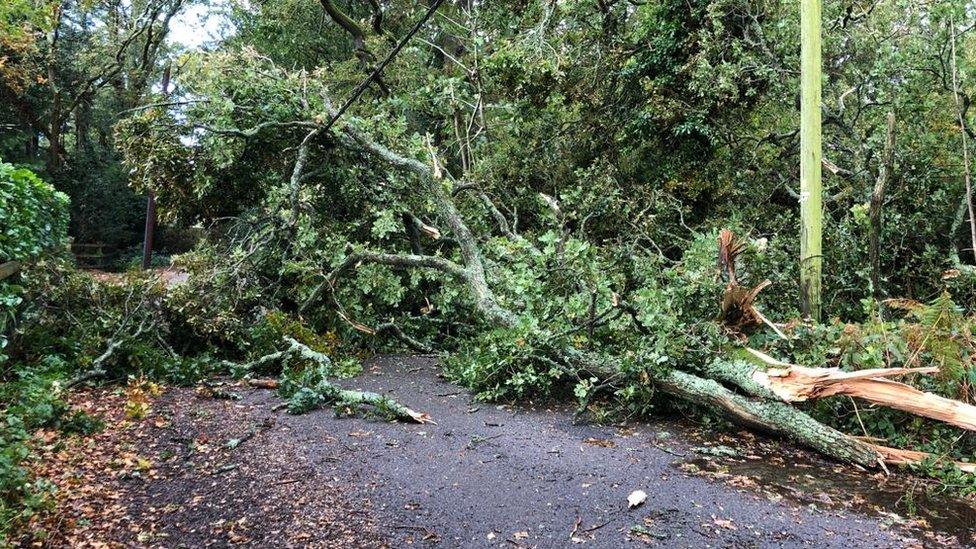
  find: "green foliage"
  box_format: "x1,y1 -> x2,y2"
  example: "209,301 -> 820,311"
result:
446,323 -> 568,401
55,158 -> 147,250
1,161 -> 69,367
0,159 -> 69,262
162,245 -> 266,353
908,458 -> 976,499
0,355 -> 73,539
276,358 -> 346,415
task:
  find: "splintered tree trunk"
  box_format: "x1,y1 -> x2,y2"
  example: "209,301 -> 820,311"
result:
550,349 -> 881,467
799,0 -> 823,320
654,369 -> 881,467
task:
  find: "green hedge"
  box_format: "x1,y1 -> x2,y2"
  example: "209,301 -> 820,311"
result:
0,161 -> 69,540
0,159 -> 70,262
1,159 -> 70,362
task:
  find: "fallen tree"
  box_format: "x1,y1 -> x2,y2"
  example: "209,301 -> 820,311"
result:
290,100 -> 976,471
120,51 -> 975,472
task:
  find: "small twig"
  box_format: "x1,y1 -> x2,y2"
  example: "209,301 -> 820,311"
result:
651,442 -> 686,457
752,306 -> 788,340
570,515 -> 583,538
466,434 -> 503,450
851,397 -> 870,438
583,517 -> 613,533
393,524 -> 439,541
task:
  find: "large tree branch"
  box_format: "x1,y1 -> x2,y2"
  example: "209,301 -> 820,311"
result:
288,128 -> 323,227
234,337 -> 433,423
330,115 -> 516,326
300,250 -> 467,315
191,120 -> 321,138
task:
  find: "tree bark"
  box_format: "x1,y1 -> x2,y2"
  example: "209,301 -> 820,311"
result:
655,369 -> 882,467
869,112 -> 895,298
950,17 -> 976,264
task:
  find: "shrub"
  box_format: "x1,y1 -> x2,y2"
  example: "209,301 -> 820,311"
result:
0,159 -> 70,263
1,160 -> 70,365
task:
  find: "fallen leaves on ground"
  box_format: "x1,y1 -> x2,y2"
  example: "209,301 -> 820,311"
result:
21,385 -> 388,547
583,437 -> 616,448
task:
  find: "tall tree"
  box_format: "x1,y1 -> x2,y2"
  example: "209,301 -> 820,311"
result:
0,0 -> 187,170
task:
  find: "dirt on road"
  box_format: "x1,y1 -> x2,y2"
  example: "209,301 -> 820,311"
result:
35,356 -> 976,547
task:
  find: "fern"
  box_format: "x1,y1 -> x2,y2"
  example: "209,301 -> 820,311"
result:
900,292 -> 969,392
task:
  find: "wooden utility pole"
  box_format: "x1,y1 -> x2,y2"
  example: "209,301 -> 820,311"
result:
799,0 -> 823,320
142,64 -> 170,270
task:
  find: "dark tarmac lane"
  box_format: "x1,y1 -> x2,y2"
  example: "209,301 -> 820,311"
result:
270,355 -> 961,548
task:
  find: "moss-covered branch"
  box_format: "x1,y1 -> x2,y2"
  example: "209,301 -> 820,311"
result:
231,337 -> 433,424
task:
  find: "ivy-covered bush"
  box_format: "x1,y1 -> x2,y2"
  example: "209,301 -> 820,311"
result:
0,160 -> 69,540
1,159 -> 69,359
0,159 -> 69,262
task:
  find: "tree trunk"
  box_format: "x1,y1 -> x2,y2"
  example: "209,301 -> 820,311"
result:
655,369 -> 881,467
47,109 -> 62,172
46,5 -> 64,172
869,112 -> 895,298
950,16 -> 976,264
75,95 -> 93,154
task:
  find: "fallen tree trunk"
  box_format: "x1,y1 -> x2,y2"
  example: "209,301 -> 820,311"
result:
555,349 -> 883,468
655,369 -> 883,468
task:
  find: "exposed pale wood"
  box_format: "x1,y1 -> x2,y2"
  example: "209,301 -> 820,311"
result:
744,348 -> 976,432
248,378 -> 280,389
717,230 -> 783,337
863,440 -> 976,473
